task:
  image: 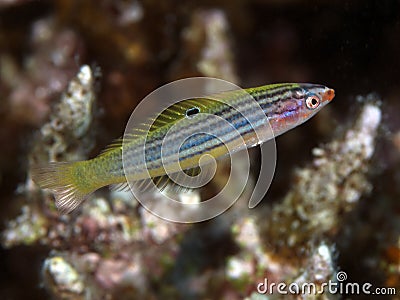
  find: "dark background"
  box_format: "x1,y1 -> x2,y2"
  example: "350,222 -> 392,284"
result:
1,0 -> 400,299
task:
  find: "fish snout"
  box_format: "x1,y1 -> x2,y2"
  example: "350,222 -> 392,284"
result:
323,88 -> 335,102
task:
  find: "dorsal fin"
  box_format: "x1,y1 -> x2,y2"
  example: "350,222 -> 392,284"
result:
98,98 -> 221,157
144,98 -> 218,132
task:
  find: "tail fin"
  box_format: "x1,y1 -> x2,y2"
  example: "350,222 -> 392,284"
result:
31,162 -> 92,214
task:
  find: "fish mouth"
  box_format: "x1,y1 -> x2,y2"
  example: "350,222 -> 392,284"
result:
323,88 -> 335,102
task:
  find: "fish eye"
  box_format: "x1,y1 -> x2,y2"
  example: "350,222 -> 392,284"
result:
186,107 -> 200,117
305,95 -> 320,110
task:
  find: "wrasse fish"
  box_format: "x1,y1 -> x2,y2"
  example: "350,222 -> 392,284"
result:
32,83 -> 335,213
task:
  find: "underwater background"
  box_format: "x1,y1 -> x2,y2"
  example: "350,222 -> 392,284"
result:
1,0 -> 400,299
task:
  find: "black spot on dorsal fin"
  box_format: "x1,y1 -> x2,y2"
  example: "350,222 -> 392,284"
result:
186,107 -> 200,118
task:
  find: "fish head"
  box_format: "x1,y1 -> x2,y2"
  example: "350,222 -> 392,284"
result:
288,83 -> 334,123
295,83 -> 335,120
268,83 -> 335,136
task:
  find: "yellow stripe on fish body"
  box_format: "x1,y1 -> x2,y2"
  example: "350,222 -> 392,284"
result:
32,83 -> 335,213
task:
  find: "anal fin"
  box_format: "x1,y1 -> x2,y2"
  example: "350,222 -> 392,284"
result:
128,166 -> 212,195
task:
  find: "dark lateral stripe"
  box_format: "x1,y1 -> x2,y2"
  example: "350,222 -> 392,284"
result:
135,84 -> 300,153
143,111 -> 266,170
122,84 -> 303,174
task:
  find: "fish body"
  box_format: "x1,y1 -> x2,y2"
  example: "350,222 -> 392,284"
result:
32,83 -> 334,213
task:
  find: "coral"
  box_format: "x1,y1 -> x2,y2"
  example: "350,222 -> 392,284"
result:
30,64 -> 95,165
55,0 -> 149,66
35,193 -> 188,298
1,17 -> 85,126
2,205 -> 48,247
0,17 -> 86,193
42,256 -> 85,299
223,100 -> 382,299
260,101 -> 381,260
169,8 -> 239,83
2,60 -> 192,298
